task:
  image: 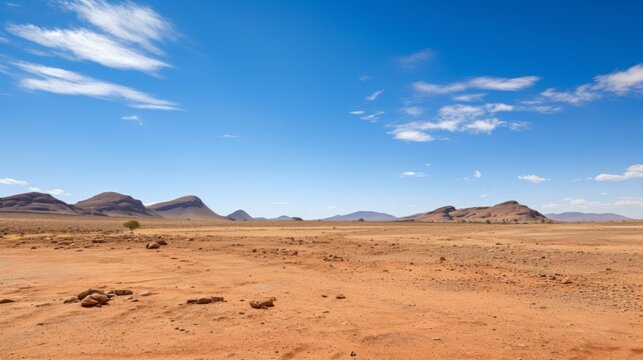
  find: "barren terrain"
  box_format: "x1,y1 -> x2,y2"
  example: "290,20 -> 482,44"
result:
0,214 -> 641,359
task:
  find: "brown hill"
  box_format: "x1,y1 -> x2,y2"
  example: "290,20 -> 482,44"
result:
0,192 -> 87,215
411,201 -> 547,223
75,192 -> 159,218
147,196 -> 226,220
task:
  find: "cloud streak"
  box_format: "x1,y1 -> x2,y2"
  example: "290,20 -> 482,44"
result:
595,164 -> 643,182
13,61 -> 180,110
518,174 -> 549,184
414,75 -> 539,95
0,177 -> 28,185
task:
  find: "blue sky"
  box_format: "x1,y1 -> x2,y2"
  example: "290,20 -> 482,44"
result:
1,0 -> 642,219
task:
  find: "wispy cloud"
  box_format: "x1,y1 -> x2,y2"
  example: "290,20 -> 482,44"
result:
366,89 -> 384,101
358,74 -> 370,81
28,186 -> 68,196
63,0 -> 175,54
349,110 -> 365,115
539,63 -> 643,105
542,196 -> 643,211
595,164 -> 643,182
390,104 -> 523,142
359,111 -> 384,121
518,174 -> 550,184
401,171 -> 425,178
0,177 -> 28,185
122,114 -> 142,125
453,93 -> 485,102
221,134 -> 239,138
397,48 -> 433,70
473,170 -> 481,178
414,75 -> 539,95
7,25 -> 169,73
13,61 -> 180,110
401,106 -> 423,116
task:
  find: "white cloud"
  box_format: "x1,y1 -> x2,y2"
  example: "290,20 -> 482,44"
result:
594,164 -> 643,182
28,186 -> 68,196
401,171 -> 425,178
392,129 -> 433,142
413,75 -> 539,95
349,110 -> 365,115
360,111 -> 384,121
7,24 -> 168,73
122,114 -> 142,125
402,106 -> 423,116
390,104 -> 519,142
473,170 -> 481,178
453,93 -> 485,102
358,75 -> 370,81
539,63 -> 643,106
518,174 -> 550,184
13,61 -> 179,110
540,84 -> 598,105
221,134 -> 239,138
397,48 -> 433,70
0,177 -> 28,185
366,89 -> 384,101
63,0 -> 174,54
485,103 -> 514,112
593,63 -> 643,94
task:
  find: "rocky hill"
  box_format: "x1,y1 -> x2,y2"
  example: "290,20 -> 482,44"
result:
147,196 -> 226,220
0,192 -> 88,215
75,192 -> 159,217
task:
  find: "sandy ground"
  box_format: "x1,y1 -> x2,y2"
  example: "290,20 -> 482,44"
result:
0,214 -> 641,359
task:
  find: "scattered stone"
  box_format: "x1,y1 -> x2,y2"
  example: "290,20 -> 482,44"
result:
439,256 -> 446,261
323,254 -> 344,262
80,292 -> 110,308
112,289 -> 133,296
561,277 -> 572,284
249,297 -> 276,309
350,351 -> 357,356
92,239 -> 106,243
146,242 -> 160,249
77,288 -> 105,300
0,299 -> 14,304
140,291 -> 153,297
187,296 -> 225,305
335,294 -> 346,300
157,239 -> 168,246
63,297 -> 78,304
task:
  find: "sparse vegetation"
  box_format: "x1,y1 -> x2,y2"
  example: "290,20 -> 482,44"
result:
123,220 -> 140,232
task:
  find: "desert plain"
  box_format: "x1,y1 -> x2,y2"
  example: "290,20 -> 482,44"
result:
0,213 -> 641,359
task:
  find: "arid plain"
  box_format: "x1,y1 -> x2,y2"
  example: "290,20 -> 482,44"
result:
0,214 -> 641,359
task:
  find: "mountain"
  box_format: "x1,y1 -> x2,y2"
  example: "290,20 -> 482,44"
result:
147,196 -> 226,220
75,192 -> 159,217
324,211 -> 397,221
408,201 -> 547,223
227,209 -> 253,221
546,212 -> 632,222
0,192 -> 87,215
273,215 -> 294,221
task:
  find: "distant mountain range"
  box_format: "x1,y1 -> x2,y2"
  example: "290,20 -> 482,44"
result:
5,191 -> 631,224
324,211 -> 398,221
546,212 -> 632,222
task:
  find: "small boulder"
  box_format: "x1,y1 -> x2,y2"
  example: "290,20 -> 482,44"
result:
63,297 -> 78,304
335,294 -> 346,300
77,288 -> 105,300
80,297 -> 99,307
146,242 -> 160,249
249,297 -> 276,309
113,289 -> 133,296
0,299 -> 14,304
157,239 -> 168,246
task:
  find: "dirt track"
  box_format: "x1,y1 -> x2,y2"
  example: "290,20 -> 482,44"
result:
0,214 -> 641,359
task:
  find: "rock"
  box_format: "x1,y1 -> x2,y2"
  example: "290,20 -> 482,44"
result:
146,242 -> 160,249
350,351 -> 356,356
186,299 -> 197,304
140,291 -> 153,296
113,289 -> 133,296
561,277 -> 572,284
196,297 -> 212,304
63,297 -> 78,304
157,239 -> 168,246
77,288 -> 104,300
249,297 -> 276,309
323,254 -> 344,262
187,296 -> 225,305
0,299 -> 14,304
92,239 -> 106,243
439,256 -> 446,261
335,294 -> 346,299
80,296 -> 99,307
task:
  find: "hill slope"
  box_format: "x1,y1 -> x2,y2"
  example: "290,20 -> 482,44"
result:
227,209 -> 253,221
75,192 -> 159,217
324,211 -> 397,221
410,201 -> 547,223
546,212 -> 632,222
147,196 -> 226,220
0,192 -> 87,215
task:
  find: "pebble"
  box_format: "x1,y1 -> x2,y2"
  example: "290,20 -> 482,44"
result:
0,299 -> 14,304
249,297 -> 276,309
335,294 -> 346,299
146,242 -> 160,249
